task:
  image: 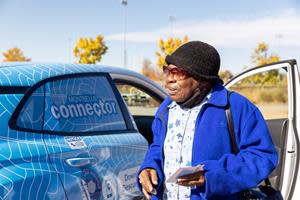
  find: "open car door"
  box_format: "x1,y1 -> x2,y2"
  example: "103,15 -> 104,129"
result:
225,59 -> 300,199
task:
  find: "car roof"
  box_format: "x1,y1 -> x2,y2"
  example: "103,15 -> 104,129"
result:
0,62 -> 148,87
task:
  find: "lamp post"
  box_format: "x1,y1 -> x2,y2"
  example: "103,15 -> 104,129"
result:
68,37 -> 72,63
121,0 -> 128,68
169,15 -> 176,37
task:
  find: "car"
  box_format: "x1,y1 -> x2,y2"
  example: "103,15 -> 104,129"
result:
0,59 -> 299,200
0,63 -> 166,200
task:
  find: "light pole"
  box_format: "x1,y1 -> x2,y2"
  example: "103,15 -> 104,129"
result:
169,15 -> 176,37
121,0 -> 128,68
68,37 -> 72,63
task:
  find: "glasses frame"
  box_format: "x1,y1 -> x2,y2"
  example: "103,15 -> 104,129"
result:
162,65 -> 190,80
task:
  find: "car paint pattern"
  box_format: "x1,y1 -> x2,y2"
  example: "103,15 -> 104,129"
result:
0,63 -> 148,199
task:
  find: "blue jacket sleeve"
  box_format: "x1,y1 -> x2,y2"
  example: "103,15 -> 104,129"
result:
136,116 -> 165,194
202,107 -> 278,198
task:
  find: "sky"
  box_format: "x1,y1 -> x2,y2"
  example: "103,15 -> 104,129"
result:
0,0 -> 300,74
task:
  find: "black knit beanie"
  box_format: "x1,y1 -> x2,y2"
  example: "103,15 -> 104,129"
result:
165,41 -> 222,83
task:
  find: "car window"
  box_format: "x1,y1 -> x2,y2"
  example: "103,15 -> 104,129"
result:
16,86 -> 44,130
116,84 -> 160,116
13,74 -> 132,134
228,68 -> 288,119
43,76 -> 127,133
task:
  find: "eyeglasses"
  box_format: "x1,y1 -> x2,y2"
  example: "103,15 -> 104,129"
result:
162,65 -> 189,80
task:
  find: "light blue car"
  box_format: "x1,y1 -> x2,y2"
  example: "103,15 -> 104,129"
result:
0,63 -> 166,200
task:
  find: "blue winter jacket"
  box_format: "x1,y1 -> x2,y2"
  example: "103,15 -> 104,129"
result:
136,84 -> 278,199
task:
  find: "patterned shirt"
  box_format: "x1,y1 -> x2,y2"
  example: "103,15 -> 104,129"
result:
163,95 -> 210,200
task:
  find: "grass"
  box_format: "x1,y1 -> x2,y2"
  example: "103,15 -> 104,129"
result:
230,85 -> 288,119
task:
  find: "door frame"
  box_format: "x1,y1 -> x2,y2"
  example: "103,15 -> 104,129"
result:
225,59 -> 300,199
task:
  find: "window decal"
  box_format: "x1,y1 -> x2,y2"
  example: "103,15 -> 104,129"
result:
43,76 -> 127,133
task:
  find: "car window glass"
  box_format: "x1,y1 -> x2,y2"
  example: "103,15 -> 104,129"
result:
16,86 -> 44,130
228,68 -> 288,119
43,75 -> 127,133
116,84 -> 160,116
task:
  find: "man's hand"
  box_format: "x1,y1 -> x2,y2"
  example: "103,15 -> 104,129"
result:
138,168 -> 158,200
176,170 -> 205,187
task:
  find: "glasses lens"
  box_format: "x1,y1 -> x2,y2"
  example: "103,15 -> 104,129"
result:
162,66 -> 189,80
174,68 -> 188,80
176,69 -> 188,80
162,66 -> 170,76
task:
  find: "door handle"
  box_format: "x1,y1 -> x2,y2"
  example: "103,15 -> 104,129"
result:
65,157 -> 97,168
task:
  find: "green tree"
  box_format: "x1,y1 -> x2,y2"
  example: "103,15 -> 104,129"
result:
155,36 -> 189,68
73,35 -> 108,64
3,47 -> 31,62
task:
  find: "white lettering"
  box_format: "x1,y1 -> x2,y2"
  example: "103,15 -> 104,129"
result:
85,103 -> 94,116
50,99 -> 118,120
99,99 -> 107,114
76,104 -> 86,116
51,106 -> 60,119
105,103 -> 112,113
93,103 -> 101,116
67,104 -> 78,117
60,105 -> 69,118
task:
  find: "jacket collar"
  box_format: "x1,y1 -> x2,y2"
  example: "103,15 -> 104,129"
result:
206,83 -> 228,107
157,83 -> 228,117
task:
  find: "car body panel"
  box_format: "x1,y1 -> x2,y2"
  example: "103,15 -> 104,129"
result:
0,94 -> 66,199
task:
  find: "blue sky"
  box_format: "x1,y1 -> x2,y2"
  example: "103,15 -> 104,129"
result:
0,0 -> 300,74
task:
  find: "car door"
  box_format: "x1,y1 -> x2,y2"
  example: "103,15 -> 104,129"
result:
111,72 -> 167,145
10,72 -> 148,200
225,59 -> 300,200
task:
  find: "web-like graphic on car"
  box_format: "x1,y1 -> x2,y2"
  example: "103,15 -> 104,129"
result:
0,95 -> 65,199
0,64 -> 148,199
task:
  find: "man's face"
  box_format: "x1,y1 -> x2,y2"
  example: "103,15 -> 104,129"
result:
163,64 -> 200,102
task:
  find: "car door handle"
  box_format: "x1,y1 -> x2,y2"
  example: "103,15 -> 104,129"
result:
65,157 -> 97,168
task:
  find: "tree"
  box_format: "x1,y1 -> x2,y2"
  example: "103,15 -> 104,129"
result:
245,42 -> 281,86
73,35 -> 108,64
155,36 -> 189,68
3,47 -> 31,62
219,69 -> 234,83
141,59 -> 163,82
251,42 -> 280,66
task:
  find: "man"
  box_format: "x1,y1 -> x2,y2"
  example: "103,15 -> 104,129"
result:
136,41 -> 278,199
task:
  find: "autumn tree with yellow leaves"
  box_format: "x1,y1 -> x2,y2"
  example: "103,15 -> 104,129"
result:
73,35 -> 108,64
251,42 -> 280,66
219,70 -> 234,84
155,36 -> 189,68
3,47 -> 31,62
246,42 -> 281,86
141,59 -> 163,82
